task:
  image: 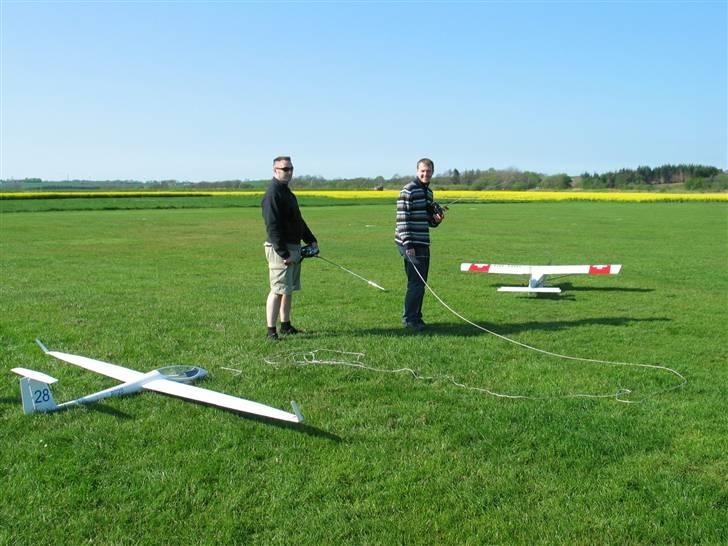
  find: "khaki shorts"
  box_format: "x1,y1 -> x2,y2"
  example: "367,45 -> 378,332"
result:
265,243 -> 302,295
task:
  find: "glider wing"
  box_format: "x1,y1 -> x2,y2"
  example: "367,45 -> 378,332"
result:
37,340 -> 144,383
142,379 -> 303,423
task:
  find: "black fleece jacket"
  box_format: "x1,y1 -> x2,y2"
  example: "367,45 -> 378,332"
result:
261,179 -> 316,259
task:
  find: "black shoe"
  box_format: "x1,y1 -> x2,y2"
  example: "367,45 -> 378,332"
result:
280,325 -> 301,335
403,322 -> 425,331
267,331 -> 279,341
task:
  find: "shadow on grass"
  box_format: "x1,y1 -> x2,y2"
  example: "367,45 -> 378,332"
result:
84,403 -> 134,419
483,282 -> 655,295
351,316 -> 672,338
554,282 -> 655,293
149,395 -> 343,441
0,396 -> 135,419
224,410 -> 342,441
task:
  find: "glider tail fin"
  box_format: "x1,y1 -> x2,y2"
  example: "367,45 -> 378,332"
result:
11,368 -> 59,414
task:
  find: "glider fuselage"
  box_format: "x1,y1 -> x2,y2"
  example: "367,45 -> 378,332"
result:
54,366 -> 208,410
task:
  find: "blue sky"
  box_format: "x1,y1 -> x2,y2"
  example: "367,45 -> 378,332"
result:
2,1 -> 726,181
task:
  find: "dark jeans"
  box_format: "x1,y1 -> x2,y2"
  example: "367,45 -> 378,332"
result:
397,244 -> 430,324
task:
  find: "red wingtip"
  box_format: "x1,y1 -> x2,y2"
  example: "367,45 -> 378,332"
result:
588,265 -> 611,274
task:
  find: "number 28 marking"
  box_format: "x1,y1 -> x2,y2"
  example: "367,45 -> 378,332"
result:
34,389 -> 51,403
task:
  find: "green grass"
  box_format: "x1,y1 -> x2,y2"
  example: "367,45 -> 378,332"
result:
1,201 -> 726,544
0,194 -> 392,213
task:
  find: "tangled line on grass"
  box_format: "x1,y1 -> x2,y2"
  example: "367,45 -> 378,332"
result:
262,349 -> 643,403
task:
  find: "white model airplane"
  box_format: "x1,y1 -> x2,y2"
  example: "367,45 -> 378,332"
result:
460,263 -> 622,294
10,340 -> 303,424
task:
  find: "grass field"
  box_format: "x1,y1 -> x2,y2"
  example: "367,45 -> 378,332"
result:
1,199 -> 726,544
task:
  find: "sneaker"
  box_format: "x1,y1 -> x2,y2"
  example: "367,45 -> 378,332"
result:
267,331 -> 279,341
280,325 -> 301,335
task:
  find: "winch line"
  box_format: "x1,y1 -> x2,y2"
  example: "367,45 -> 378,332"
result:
263,350 -> 632,401
315,256 -> 387,291
406,255 -> 686,402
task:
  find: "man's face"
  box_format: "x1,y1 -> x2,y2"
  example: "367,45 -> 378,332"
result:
273,159 -> 294,183
417,162 -> 433,185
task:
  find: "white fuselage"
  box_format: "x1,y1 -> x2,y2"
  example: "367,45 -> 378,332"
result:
56,366 -> 208,409
57,371 -> 158,409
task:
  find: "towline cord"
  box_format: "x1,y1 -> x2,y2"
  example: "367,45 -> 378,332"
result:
405,255 -> 686,403
263,349 -> 635,401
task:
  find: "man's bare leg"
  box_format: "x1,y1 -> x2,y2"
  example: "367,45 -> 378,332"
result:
279,294 -> 292,323
266,291 -> 282,328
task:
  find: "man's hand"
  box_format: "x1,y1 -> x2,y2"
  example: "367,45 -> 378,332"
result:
300,242 -> 319,260
405,247 -> 416,257
430,202 -> 445,224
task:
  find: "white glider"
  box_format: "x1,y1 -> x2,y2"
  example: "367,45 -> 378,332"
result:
11,340 -> 303,424
460,263 -> 622,294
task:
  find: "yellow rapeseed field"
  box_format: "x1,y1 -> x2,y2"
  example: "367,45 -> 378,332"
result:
290,190 -> 728,202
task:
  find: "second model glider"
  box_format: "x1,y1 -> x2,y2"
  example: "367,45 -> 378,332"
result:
11,340 -> 303,424
461,263 -> 622,294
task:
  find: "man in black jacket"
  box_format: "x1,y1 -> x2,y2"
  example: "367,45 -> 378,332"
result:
261,156 -> 318,340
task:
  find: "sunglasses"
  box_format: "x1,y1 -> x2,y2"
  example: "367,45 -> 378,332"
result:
276,167 -> 294,172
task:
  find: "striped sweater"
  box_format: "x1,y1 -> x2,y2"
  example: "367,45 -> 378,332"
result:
395,178 -> 439,249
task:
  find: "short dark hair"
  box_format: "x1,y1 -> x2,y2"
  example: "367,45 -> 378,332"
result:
273,156 -> 291,164
417,158 -> 434,171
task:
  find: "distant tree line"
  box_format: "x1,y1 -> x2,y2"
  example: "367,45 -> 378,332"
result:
429,168 -> 565,190
579,164 -> 724,190
2,164 -> 725,192
428,164 -> 726,191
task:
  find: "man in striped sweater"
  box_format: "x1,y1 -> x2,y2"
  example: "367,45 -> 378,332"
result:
395,158 -> 445,330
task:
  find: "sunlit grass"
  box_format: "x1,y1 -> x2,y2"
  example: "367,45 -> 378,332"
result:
1,201 -> 726,543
